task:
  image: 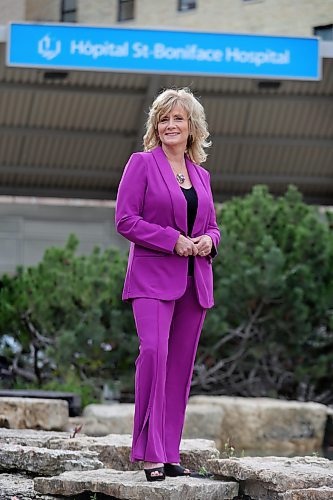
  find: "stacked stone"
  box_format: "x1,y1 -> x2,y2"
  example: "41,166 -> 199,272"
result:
0,396 -> 332,499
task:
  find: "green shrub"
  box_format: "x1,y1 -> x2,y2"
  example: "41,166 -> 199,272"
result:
0,234 -> 138,404
194,185 -> 333,403
1,184 -> 332,405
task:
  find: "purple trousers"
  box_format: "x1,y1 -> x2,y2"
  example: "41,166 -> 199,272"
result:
130,275 -> 207,463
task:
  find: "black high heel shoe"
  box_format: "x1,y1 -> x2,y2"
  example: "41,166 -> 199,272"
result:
144,465 -> 165,482
164,463 -> 214,478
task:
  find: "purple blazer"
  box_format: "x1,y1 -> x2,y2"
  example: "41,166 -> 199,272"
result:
115,145 -> 221,309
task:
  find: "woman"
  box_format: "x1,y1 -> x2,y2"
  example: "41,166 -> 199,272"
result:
115,87 -> 220,482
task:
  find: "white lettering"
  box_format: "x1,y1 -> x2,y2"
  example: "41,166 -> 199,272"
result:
132,42 -> 149,58
225,47 -> 290,67
68,38 -> 290,68
70,40 -> 129,59
152,43 -> 223,62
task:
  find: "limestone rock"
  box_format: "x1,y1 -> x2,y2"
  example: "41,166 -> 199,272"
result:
189,396 -> 328,452
0,473 -> 63,499
281,487 -> 333,499
178,438 -> 221,470
207,456 -> 333,498
0,389 -> 81,416
34,468 -> 239,499
242,481 -> 333,499
0,397 -> 68,431
182,403 -> 224,448
82,402 -> 134,435
0,428 -> 220,472
49,434 -> 219,471
0,443 -> 104,475
0,428 -> 70,447
48,432 -> 136,470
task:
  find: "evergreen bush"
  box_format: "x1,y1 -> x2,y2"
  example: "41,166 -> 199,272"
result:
0,234 -> 138,404
194,185 -> 333,403
0,184 -> 332,404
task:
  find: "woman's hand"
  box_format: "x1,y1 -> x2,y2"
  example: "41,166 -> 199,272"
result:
174,234 -> 213,257
174,234 -> 199,257
187,235 -> 213,257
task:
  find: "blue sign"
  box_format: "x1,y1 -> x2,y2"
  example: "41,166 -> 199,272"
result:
7,22 -> 321,80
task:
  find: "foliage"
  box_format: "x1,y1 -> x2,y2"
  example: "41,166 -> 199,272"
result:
0,234 -> 138,404
1,184 -> 333,405
194,184 -> 333,403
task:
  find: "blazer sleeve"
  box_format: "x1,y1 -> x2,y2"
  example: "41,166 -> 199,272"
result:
115,152 -> 181,254
204,170 -> 221,260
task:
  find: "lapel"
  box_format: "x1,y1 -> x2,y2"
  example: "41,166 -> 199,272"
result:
151,145 -> 208,237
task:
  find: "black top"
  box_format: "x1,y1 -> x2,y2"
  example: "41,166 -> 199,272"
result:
180,185 -> 198,276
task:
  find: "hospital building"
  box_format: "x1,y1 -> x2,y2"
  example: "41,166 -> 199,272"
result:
0,0 -> 332,273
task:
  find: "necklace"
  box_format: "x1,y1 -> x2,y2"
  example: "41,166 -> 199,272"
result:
167,158 -> 186,184
176,173 -> 185,184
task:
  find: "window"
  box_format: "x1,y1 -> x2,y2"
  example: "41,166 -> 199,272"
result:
60,0 -> 76,22
118,0 -> 135,22
314,24 -> 333,41
178,0 -> 196,12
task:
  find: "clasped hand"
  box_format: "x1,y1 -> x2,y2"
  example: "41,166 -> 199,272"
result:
174,234 -> 212,257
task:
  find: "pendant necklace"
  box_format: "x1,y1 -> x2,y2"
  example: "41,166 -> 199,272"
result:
169,159 -> 186,184
176,173 -> 185,184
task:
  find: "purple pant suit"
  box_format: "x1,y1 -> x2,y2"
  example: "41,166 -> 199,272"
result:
115,145 -> 221,463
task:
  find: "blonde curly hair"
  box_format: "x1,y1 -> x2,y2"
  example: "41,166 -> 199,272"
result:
143,87 -> 211,165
